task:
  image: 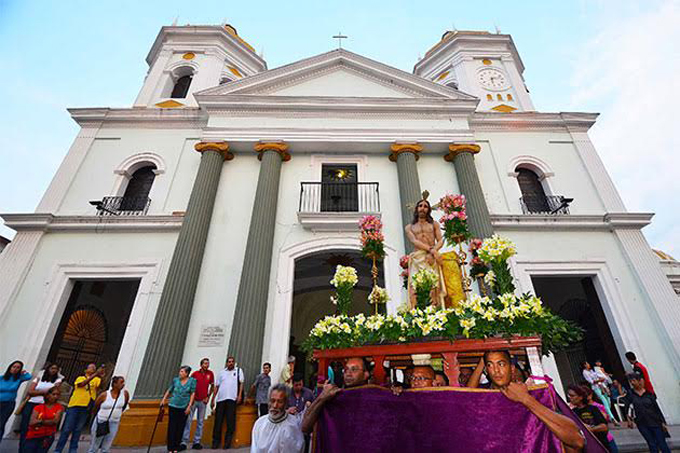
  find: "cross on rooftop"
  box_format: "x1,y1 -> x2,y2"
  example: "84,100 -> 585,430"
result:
332,32 -> 348,49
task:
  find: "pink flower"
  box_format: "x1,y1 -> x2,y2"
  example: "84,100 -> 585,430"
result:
399,255 -> 410,269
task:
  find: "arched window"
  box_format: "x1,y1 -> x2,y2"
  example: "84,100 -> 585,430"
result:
121,165 -> 156,211
516,167 -> 550,213
171,74 -> 193,98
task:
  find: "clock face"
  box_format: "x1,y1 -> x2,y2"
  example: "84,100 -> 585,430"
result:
477,68 -> 509,91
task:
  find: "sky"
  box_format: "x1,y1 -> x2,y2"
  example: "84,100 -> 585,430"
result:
0,0 -> 678,257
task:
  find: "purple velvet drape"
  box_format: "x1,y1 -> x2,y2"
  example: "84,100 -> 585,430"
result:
313,384 -> 607,452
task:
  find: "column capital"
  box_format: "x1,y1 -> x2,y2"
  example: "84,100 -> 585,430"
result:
195,141 -> 234,161
255,142 -> 291,162
444,143 -> 481,162
389,143 -> 423,162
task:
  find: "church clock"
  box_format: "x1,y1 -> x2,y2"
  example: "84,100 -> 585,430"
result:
477,67 -> 509,91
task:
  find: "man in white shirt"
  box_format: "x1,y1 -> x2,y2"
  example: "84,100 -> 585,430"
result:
211,356 -> 244,449
251,384 -> 304,453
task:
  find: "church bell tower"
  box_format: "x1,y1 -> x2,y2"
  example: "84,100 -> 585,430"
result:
133,24 -> 267,108
414,31 -> 534,112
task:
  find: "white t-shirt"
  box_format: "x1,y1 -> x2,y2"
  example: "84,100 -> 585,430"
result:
28,378 -> 63,404
215,367 -> 244,402
250,414 -> 304,453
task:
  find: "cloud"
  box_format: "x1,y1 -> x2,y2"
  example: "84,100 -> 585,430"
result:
570,0 -> 680,258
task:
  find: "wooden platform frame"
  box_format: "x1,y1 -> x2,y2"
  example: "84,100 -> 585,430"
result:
313,336 -> 544,386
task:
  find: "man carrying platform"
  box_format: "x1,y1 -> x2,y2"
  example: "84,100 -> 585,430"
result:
468,350 -> 586,452
300,357 -> 369,435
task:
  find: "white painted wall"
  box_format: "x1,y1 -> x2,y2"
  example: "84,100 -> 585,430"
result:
56,129 -> 201,216
0,230 -> 177,396
475,130 -> 607,215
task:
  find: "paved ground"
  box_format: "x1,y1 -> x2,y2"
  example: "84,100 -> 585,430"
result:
1,425 -> 678,452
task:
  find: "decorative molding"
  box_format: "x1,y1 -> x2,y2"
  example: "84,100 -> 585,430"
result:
469,112 -> 599,132
297,212 -> 381,232
490,212 -> 653,231
0,213 -> 184,233
252,64 -> 429,99
68,108 -> 207,129
491,104 -> 517,113
506,155 -> 554,179
196,48 -> 477,101
254,141 -> 290,162
155,100 -> 185,109
197,94 -> 479,116
114,152 -> 167,176
389,143 -> 423,162
194,141 -> 233,161
165,59 -> 200,73
444,143 -> 481,162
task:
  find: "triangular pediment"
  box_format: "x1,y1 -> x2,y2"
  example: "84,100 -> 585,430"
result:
196,49 -> 477,101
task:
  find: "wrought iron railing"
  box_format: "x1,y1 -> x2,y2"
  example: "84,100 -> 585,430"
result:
96,196 -> 151,216
299,182 -> 380,213
520,195 -> 571,215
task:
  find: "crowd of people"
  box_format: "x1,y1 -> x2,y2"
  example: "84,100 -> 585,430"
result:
0,349 -> 672,453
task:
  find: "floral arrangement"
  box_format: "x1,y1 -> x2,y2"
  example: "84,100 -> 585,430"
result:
478,235 -> 517,295
468,239 -> 489,277
330,265 -> 358,316
411,268 -> 440,309
303,297 -> 583,356
368,285 -> 390,308
359,215 -> 385,260
438,194 -> 471,246
399,255 -> 410,289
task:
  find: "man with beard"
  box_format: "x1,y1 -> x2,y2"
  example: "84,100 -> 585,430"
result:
405,195 -> 447,308
250,384 -> 304,453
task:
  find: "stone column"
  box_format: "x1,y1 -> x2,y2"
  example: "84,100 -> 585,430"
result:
445,144 -> 494,238
390,143 -> 423,254
228,142 -> 290,382
134,141 -> 232,399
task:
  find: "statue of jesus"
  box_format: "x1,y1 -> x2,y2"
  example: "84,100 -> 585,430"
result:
405,195 -> 448,309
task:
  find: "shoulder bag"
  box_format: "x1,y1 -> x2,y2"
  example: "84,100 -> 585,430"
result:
96,392 -> 120,437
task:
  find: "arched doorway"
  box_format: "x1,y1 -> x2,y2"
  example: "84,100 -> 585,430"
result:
289,250 -> 385,385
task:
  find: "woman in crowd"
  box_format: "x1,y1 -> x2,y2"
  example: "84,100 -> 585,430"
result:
583,386 -> 620,452
567,384 -> 611,452
88,376 -> 129,453
20,363 -> 62,452
0,360 -> 32,445
581,361 -> 617,423
23,386 -> 64,453
161,366 -> 196,453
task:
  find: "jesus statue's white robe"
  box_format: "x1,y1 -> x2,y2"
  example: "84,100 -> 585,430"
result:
250,413 -> 305,453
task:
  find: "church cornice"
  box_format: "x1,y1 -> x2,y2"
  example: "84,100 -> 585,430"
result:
197,94 -> 478,115
470,112 -> 599,132
491,212 -> 653,231
0,213 -> 184,233
68,107 -> 207,129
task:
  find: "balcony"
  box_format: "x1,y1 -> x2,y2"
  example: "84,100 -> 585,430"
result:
94,196 -> 151,216
520,195 -> 572,215
298,182 -> 380,231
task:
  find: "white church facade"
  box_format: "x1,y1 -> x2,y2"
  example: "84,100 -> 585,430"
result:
1,24 -> 679,432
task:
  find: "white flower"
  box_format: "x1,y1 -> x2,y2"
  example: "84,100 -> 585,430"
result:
484,270 -> 496,288
330,265 -> 359,287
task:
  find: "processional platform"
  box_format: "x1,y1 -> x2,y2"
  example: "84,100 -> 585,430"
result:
314,335 -> 545,386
